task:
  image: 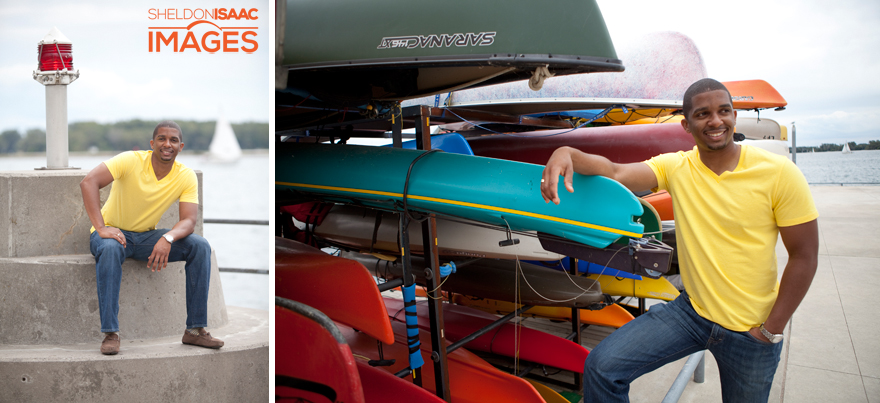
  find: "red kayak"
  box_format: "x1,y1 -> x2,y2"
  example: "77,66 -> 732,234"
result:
276,300 -> 365,403
276,298 -> 446,403
275,237 -> 394,345
341,320 -> 546,403
384,297 -> 590,374
467,122 -> 695,166
357,360 -> 446,403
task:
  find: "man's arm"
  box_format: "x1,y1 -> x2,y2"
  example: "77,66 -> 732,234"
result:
541,146 -> 659,204
147,202 -> 197,272
749,219 -> 819,341
80,163 -> 125,247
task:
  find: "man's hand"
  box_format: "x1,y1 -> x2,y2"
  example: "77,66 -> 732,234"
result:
148,238 -> 172,272
541,147 -> 576,205
748,327 -> 770,343
96,226 -> 126,247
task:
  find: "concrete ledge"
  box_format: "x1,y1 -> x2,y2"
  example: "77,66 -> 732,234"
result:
0,252 -> 227,345
0,170 -> 204,258
0,306 -> 268,403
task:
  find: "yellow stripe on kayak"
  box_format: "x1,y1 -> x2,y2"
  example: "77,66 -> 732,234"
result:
277,181 -> 642,238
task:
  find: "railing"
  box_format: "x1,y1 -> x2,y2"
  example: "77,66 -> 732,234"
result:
204,218 -> 270,275
807,182 -> 880,186
661,351 -> 706,403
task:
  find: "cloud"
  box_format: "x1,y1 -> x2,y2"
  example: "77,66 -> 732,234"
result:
0,63 -> 39,86
794,110 -> 879,136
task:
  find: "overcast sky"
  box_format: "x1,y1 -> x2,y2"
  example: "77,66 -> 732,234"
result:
1,0 -> 878,147
597,0 -> 880,146
0,0 -> 271,134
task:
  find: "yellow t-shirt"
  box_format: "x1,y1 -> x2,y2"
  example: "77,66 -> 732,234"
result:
92,150 -> 199,233
644,145 -> 818,331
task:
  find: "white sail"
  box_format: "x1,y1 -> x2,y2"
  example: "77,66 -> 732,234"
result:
842,142 -> 852,154
207,115 -> 242,162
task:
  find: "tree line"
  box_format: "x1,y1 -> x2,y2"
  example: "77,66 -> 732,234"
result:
0,119 -> 269,154
794,141 -> 880,153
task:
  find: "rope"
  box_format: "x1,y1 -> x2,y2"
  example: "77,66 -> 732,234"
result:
528,65 -> 555,91
401,149 -> 442,222
443,105 -> 619,138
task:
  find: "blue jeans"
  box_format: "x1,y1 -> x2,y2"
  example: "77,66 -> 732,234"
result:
584,291 -> 783,403
90,229 -> 212,333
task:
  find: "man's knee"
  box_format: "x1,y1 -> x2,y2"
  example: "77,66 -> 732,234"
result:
584,344 -> 615,375
185,234 -> 211,253
92,237 -> 125,260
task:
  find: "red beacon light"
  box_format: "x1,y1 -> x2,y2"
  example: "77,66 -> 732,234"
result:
37,27 -> 73,72
33,27 -> 79,85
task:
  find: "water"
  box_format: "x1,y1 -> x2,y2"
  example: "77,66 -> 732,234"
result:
0,152 -> 272,312
792,149 -> 880,184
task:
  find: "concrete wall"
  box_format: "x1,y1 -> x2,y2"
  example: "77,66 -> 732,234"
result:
3,347 -> 269,403
0,253 -> 228,345
0,170 -> 224,345
0,170 -> 204,258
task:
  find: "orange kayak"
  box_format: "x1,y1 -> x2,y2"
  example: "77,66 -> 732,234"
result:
642,190 -> 674,221
724,79 -> 787,110
275,237 -> 394,345
342,320 -> 546,403
451,294 -> 634,329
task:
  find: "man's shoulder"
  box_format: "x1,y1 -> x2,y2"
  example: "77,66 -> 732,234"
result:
648,147 -> 695,166
104,150 -> 149,177
172,161 -> 197,182
742,143 -> 787,161
173,160 -> 194,174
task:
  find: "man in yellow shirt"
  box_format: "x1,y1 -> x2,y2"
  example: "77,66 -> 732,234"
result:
81,121 -> 224,355
541,79 -> 818,402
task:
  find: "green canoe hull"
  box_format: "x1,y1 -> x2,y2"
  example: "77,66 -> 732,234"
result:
279,0 -> 623,102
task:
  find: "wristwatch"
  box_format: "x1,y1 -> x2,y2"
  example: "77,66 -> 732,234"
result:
162,234 -> 175,244
759,322 -> 784,344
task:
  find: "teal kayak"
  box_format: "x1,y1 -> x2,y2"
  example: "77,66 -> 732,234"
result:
276,143 -> 643,249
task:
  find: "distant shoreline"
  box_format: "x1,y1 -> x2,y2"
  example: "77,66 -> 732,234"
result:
0,149 -> 270,158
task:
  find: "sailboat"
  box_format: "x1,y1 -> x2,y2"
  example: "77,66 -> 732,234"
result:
842,142 -> 852,154
207,114 -> 242,163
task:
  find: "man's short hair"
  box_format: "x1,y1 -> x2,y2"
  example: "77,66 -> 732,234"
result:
152,120 -> 183,141
682,78 -> 732,119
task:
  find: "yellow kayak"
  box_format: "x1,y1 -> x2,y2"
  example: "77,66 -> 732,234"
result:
585,274 -> 679,301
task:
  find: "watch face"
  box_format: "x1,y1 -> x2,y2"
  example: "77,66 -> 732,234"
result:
761,324 -> 783,344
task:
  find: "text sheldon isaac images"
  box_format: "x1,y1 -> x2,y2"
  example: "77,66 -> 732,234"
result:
147,7 -> 260,53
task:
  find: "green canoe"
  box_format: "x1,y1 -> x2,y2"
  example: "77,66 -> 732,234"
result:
278,0 -> 623,103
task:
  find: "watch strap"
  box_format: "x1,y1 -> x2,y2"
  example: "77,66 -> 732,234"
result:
760,322 -> 783,343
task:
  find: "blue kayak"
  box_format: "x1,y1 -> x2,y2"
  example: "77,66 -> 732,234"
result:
276,143 -> 643,249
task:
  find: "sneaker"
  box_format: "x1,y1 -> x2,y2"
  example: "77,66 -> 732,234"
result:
101,333 -> 120,355
182,328 -> 224,349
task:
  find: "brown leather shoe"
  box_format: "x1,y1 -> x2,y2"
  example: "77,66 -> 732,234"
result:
101,333 -> 120,355
182,328 -> 224,349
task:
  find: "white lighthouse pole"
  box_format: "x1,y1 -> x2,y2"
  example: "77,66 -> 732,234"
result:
33,27 -> 79,170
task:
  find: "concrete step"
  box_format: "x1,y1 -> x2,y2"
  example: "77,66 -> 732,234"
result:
0,306 -> 269,403
0,253 -> 228,345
